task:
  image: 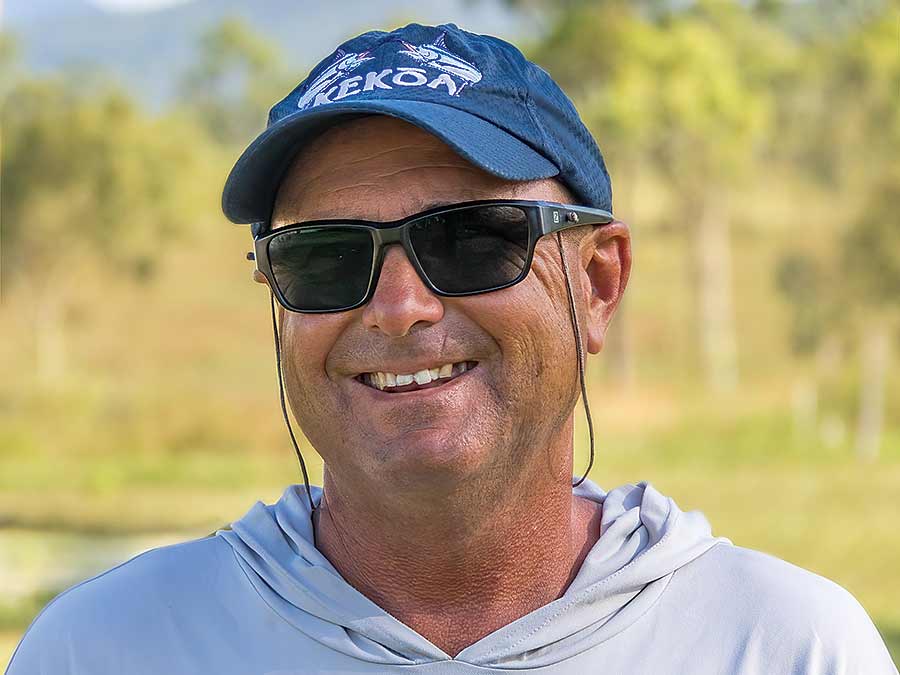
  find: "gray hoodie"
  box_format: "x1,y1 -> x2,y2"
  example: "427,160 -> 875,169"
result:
7,479 -> 897,674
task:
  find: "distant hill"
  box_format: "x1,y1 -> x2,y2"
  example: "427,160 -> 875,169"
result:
2,0 -> 538,105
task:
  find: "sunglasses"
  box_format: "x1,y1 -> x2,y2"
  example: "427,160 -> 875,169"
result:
248,199 -> 614,313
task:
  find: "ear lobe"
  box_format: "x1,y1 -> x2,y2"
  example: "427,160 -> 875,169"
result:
253,269 -> 270,286
582,222 -> 632,354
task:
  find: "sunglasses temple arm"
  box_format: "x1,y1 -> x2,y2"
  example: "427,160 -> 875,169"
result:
539,206 -> 614,237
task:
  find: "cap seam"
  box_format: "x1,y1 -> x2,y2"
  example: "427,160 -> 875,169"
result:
524,88 -> 559,173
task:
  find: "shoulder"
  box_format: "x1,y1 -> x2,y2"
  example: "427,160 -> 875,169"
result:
691,543 -> 870,621
6,533 -> 237,674
665,542 -> 897,674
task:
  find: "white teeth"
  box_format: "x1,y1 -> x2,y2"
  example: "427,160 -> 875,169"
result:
363,361 -> 475,390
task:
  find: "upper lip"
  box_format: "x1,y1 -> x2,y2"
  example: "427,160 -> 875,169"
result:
352,359 -> 477,377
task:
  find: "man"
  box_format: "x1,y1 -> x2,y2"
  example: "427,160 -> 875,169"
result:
7,22 -> 896,675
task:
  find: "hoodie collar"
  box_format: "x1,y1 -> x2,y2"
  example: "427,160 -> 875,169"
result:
217,479 -> 730,667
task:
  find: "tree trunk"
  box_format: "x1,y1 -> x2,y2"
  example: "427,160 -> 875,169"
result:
855,320 -> 891,461
696,191 -> 738,393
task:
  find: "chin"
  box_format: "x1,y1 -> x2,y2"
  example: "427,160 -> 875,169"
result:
370,427 -> 493,487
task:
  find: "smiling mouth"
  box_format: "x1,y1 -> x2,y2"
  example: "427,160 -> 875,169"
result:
356,361 -> 478,393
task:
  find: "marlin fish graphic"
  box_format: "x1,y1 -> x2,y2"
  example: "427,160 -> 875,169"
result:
397,33 -> 482,95
297,49 -> 375,109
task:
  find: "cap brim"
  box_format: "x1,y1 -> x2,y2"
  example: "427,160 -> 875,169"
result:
221,99 -> 560,225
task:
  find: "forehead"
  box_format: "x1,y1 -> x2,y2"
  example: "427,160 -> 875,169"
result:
270,116 -> 573,226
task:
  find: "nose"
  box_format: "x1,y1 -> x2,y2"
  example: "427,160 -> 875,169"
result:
361,245 -> 444,337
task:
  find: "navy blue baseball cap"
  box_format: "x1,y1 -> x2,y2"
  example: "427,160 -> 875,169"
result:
221,22 -> 612,227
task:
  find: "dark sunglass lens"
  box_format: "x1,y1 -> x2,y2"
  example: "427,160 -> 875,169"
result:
408,205 -> 531,293
268,227 -> 373,311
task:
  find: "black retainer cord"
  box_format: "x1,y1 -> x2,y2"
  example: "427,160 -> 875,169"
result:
555,231 -> 596,488
269,292 -> 317,515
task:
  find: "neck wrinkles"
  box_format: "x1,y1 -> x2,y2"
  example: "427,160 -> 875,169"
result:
311,429 -> 603,657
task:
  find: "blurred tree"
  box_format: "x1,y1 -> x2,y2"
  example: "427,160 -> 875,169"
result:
775,8 -> 899,459
178,17 -> 290,146
775,249 -> 840,442
530,1 -> 788,393
505,0 -> 688,19
841,172 -> 900,461
775,252 -> 834,358
2,76 -> 212,384
824,9 -> 898,462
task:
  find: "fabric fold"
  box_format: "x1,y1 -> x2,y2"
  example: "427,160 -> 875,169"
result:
217,478 -> 730,668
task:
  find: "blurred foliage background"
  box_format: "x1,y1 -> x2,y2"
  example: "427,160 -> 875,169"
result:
1,0 -> 898,668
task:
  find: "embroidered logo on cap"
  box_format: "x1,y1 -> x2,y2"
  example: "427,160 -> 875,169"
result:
297,33 -> 482,110
396,33 -> 482,93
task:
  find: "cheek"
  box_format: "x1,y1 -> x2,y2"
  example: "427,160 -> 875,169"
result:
280,312 -> 352,440
462,259 -> 577,394
281,313 -> 341,378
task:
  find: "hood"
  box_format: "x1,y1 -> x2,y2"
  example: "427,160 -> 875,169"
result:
216,479 -> 731,669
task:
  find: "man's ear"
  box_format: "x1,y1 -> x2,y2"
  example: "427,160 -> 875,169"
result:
253,269 -> 270,286
579,221 -> 632,354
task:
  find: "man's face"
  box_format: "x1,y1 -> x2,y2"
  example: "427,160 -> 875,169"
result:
266,116 -> 623,504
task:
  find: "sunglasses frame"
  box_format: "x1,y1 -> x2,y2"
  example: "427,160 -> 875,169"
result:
248,199 -> 614,314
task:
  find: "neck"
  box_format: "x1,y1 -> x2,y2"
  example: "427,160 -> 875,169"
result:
312,429 -> 603,658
